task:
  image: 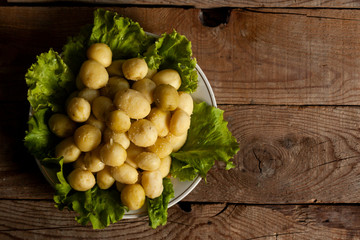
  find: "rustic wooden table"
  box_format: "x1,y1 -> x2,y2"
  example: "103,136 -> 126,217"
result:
1,1 -> 360,239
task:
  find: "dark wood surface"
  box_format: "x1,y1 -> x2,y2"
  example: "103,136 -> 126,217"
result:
1,3 -> 360,239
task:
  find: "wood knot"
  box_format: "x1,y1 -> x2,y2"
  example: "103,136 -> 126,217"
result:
199,8 -> 231,27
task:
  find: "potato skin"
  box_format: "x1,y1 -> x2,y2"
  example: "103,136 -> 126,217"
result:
100,141 -> 127,167
153,84 -> 179,111
165,132 -> 188,152
128,119 -> 158,147
146,108 -> 171,137
132,78 -> 156,103
86,43 -> 112,67
96,166 -> 115,190
111,163 -> 138,184
106,110 -> 131,133
103,128 -> 130,149
147,137 -> 172,158
67,97 -> 91,123
122,58 -> 148,81
100,76 -> 129,99
121,184 -> 145,210
55,137 -> 82,163
158,156 -> 172,178
67,168 -> 96,191
79,60 -> 109,89
113,89 -> 151,119
78,88 -> 100,104
152,69 -> 181,90
141,170 -> 163,199
48,113 -> 76,138
92,96 -> 114,122
169,109 -> 191,136
177,91 -> 194,115
73,124 -> 102,152
83,146 -> 105,173
135,152 -> 161,171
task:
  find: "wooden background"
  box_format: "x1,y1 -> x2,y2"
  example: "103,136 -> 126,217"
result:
1,1 -> 360,239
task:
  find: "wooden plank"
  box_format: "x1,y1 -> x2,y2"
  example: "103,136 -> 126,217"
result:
2,7 -> 360,105
3,104 -> 360,204
0,200 -> 359,239
6,0 -> 360,9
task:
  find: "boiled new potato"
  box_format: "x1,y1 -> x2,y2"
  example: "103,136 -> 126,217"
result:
145,68 -> 157,79
116,181 -> 126,192
135,152 -> 161,171
78,88 -> 100,104
153,84 -> 179,111
106,59 -> 125,77
73,124 -> 102,152
55,137 -> 82,163
132,78 -> 156,103
113,89 -> 151,119
152,69 -> 181,90
169,109 -> 191,136
73,154 -> 87,170
96,166 -> 115,190
158,156 -> 171,178
146,108 -> 171,137
147,137 -> 172,158
141,170 -> 163,199
67,97 -> 91,123
87,43 -> 112,67
78,59 -> 109,89
177,91 -> 193,115
111,163 -> 138,184
122,58 -> 148,80
100,141 -> 127,167
125,143 -> 144,169
165,132 -> 188,152
128,119 -> 158,147
86,115 -> 106,133
92,96 -> 114,121
83,146 -> 105,172
48,113 -> 76,138
121,184 -> 145,210
100,76 -> 129,99
67,168 -> 95,191
103,128 -> 130,149
106,110 -> 131,133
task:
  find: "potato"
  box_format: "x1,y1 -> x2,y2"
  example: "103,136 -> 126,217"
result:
86,115 -> 106,133
65,91 -> 79,108
79,59 -> 109,89
103,128 -> 130,149
147,137 -> 172,158
106,110 -> 131,133
96,166 -> 115,190
121,184 -> 145,210
73,154 -> 87,170
146,108 -> 170,137
100,76 -> 129,99
113,89 -> 151,119
122,58 -> 148,80
135,152 -> 161,171
111,163 -> 138,184
153,84 -> 179,111
87,43 -> 112,67
67,97 -> 91,122
132,78 -> 156,103
67,168 -> 95,191
158,156 -> 172,178
83,146 -> 105,172
73,124 -> 102,152
106,59 -> 125,77
78,88 -> 100,104
125,143 -> 144,169
48,113 -> 76,138
92,96 -> 114,121
55,137 -> 82,163
116,181 -> 126,192
165,132 -> 188,152
100,141 -> 127,167
170,109 -> 191,136
177,91 -> 193,115
152,69 -> 181,90
141,170 -> 163,199
146,68 -> 157,79
128,119 -> 158,147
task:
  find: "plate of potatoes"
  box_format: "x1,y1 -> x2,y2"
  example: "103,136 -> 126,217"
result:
33,41 -> 216,218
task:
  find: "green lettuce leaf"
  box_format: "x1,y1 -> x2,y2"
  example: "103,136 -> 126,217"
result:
170,158 -> 199,182
147,178 -> 175,229
25,49 -> 75,112
171,102 -> 239,180
144,31 -> 198,93
89,9 -> 155,60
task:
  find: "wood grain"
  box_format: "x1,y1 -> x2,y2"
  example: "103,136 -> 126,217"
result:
6,0 -> 360,9
0,200 -> 359,239
3,7 -> 360,105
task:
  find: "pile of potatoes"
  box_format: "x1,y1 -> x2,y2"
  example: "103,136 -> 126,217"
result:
49,43 -> 193,211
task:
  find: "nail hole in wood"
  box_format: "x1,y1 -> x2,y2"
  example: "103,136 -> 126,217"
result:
199,8 -> 232,27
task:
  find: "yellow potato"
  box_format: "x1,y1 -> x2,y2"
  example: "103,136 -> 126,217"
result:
121,184 -> 145,210
169,109 -> 191,136
65,91 -> 79,108
141,170 -> 163,199
116,181 -> 126,192
92,96 -> 114,122
125,143 -> 144,169
55,137 -> 82,163
83,146 -> 105,173
99,141 -> 127,167
128,119 -> 158,147
87,43 -> 112,67
78,88 -> 100,104
79,59 -> 109,89
106,59 -> 125,77
67,168 -> 95,191
158,156 -> 172,178
73,124 -> 102,152
73,154 -> 87,170
67,97 -> 91,123
146,68 -> 157,79
103,128 -> 130,149
113,89 -> 151,119
132,78 -> 156,103
135,152 -> 161,171
106,110 -> 131,133
111,163 -> 138,184
85,114 -> 106,133
153,84 -> 179,111
147,137 -> 172,158
152,69 -> 181,90
48,113 -> 76,138
146,108 -> 170,137
165,132 -> 188,152
122,58 -> 148,80
96,166 -> 115,190
100,76 -> 129,99
177,91 -> 194,115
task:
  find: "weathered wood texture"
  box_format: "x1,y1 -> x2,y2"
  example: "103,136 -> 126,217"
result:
3,7 -> 360,105
0,201 -> 359,240
7,0 -> 360,9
